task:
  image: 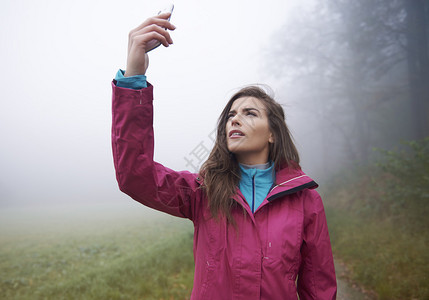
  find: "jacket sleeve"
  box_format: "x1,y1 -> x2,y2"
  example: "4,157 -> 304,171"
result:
297,190 -> 337,300
111,82 -> 199,220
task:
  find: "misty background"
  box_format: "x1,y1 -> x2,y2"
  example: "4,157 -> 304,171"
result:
1,0 -> 428,298
0,0 -> 309,208
1,0 -> 427,208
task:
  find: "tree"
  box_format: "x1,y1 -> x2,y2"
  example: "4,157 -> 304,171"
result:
265,0 -> 426,176
405,0 -> 429,139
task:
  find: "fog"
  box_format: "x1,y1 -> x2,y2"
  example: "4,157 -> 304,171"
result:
1,0 -> 426,209
2,2 -> 427,298
0,0 -> 301,208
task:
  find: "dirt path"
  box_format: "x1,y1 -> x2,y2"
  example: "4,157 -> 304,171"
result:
335,259 -> 377,300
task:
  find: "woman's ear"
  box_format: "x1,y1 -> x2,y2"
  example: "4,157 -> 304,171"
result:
268,133 -> 274,144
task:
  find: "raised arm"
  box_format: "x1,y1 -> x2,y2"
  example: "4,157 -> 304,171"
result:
112,14 -> 199,221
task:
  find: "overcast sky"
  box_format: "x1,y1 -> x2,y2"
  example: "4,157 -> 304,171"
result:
0,0 -> 314,208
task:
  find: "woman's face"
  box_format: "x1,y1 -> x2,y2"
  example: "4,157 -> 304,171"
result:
226,97 -> 274,165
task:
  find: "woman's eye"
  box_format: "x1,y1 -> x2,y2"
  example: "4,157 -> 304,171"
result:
227,114 -> 234,119
247,112 -> 256,117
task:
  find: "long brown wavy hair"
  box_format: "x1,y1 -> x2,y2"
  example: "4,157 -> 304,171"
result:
199,86 -> 300,224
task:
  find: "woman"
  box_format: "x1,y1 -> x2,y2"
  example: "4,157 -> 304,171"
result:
112,12 -> 337,300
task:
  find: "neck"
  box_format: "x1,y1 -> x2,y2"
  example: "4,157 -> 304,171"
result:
235,152 -> 269,166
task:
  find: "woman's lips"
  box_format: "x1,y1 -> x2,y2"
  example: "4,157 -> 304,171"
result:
229,130 -> 245,138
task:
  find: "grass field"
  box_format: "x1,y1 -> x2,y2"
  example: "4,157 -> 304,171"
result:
5,189 -> 423,299
325,205 -> 429,300
0,202 -> 370,300
0,203 -> 195,300
321,138 -> 429,300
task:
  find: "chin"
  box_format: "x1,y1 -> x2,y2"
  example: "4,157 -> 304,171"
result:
227,144 -> 242,155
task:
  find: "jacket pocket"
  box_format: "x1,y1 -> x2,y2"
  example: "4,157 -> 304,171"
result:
266,200 -> 304,275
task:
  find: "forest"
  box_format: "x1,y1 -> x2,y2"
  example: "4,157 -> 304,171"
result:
263,0 -> 429,298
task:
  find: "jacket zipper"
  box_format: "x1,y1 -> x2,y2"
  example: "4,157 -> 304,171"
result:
252,175 -> 255,213
268,175 -> 308,194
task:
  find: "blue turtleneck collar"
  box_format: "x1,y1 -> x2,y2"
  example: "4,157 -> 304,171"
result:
239,162 -> 275,213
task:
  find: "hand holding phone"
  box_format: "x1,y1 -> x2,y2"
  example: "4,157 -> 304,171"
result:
145,4 -> 175,53
125,4 -> 175,77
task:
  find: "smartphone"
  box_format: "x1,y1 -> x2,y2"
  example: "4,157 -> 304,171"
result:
146,4 -> 175,53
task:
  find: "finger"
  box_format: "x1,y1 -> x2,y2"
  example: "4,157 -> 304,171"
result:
131,15 -> 176,34
142,24 -> 173,44
150,17 -> 176,31
132,31 -> 170,49
144,53 -> 149,69
133,23 -> 174,44
128,24 -> 172,53
157,12 -> 172,20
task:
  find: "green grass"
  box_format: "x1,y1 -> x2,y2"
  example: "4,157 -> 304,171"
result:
0,203 -> 195,299
326,207 -> 429,300
323,138 -> 429,300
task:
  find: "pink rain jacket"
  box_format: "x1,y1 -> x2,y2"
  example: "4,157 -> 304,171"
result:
111,83 -> 337,299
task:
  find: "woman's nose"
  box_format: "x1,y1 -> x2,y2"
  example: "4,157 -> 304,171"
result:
230,114 -> 241,126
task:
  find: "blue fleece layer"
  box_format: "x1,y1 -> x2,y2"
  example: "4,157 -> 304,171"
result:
115,69 -> 147,89
239,163 -> 275,213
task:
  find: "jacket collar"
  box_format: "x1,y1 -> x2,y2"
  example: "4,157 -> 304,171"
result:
195,163 -> 318,202
266,163 -> 318,202
233,164 -> 318,217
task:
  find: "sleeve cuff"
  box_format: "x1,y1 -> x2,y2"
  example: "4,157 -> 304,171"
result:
114,69 -> 148,90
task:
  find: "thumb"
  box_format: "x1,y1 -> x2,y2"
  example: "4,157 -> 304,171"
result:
144,53 -> 149,73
